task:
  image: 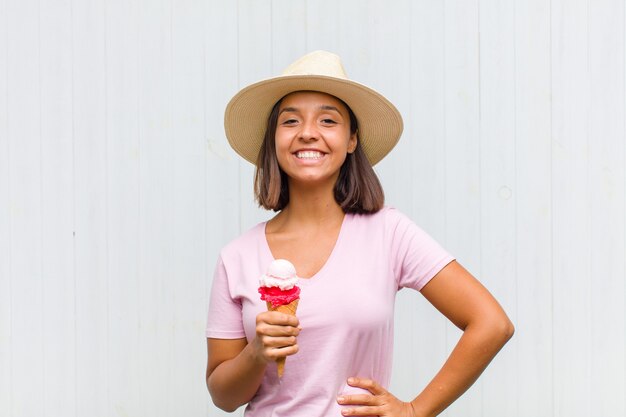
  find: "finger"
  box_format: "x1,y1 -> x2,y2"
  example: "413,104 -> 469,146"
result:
347,377 -> 386,396
336,394 -> 376,406
261,335 -> 298,348
257,322 -> 300,337
340,405 -> 380,416
265,344 -> 299,360
259,311 -> 300,327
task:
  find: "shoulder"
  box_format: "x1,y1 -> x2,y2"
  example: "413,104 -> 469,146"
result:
352,205 -> 439,247
349,205 -> 413,228
345,206 -> 421,244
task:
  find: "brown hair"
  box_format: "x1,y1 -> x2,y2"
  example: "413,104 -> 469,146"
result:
254,96 -> 385,214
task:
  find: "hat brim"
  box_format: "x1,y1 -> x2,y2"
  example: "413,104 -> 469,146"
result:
224,75 -> 403,166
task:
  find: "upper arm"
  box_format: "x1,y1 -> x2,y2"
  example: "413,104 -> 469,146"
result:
206,337 -> 248,380
420,260 -> 513,332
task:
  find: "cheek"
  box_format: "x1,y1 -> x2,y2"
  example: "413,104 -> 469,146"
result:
274,129 -> 292,150
273,137 -> 291,169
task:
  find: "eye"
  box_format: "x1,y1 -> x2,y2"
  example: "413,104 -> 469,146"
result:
321,118 -> 338,125
281,118 -> 298,125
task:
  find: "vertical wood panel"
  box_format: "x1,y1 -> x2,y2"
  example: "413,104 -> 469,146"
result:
170,1 -> 208,415
72,0 -> 108,415
137,1 -> 173,415
271,0 -> 306,71
0,0 -> 11,413
40,0 -> 76,415
551,0 -> 591,415
443,0 -> 481,267
203,2 -> 240,415
105,0 -> 140,416
306,0 -> 339,51
588,0 -> 626,413
7,0 -> 44,415
332,2 -> 370,91
478,1 -> 518,414
205,0 -> 239,267
406,0 -> 447,233
365,0 -> 411,211
514,1 -> 553,415
237,0 -> 273,232
443,1 -> 482,414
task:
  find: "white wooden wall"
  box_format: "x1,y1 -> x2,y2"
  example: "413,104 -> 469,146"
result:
0,1 -> 624,416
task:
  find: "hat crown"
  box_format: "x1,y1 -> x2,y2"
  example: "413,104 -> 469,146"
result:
281,50 -> 349,80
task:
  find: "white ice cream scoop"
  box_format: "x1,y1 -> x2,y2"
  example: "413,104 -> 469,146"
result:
259,259 -> 299,290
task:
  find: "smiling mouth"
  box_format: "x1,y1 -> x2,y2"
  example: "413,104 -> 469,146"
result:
295,150 -> 325,160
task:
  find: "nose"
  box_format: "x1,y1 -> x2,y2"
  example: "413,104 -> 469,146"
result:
298,119 -> 319,142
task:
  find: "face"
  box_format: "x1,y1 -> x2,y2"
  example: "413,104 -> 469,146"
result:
274,91 -> 357,187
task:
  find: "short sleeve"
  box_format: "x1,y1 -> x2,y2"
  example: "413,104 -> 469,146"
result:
205,255 -> 246,339
386,208 -> 455,291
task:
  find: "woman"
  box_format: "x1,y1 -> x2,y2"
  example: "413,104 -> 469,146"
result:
206,51 -> 514,417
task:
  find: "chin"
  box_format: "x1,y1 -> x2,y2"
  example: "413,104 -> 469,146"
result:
289,174 -> 337,188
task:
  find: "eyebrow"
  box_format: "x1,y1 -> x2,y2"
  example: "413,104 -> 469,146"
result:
278,107 -> 298,115
319,105 -> 341,113
278,105 -> 342,115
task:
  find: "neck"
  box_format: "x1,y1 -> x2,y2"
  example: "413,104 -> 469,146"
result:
273,179 -> 344,228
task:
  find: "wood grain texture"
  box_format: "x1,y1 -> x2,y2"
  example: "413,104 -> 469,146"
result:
203,2 -> 240,416
551,0 -> 593,415
105,0 -> 141,416
6,1 -> 44,416
40,0 -> 76,415
170,1 -> 209,415
72,1 -> 109,415
588,0 -> 626,414
0,0 -> 11,413
514,0 -> 553,416
478,1 -> 518,415
205,0 -> 239,268
443,1 -> 483,415
237,0 -> 273,233
137,0 -> 174,415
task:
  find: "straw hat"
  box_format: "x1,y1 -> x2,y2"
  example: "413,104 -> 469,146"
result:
224,50 -> 403,166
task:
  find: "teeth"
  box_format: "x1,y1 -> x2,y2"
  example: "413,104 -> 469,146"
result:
296,151 -> 323,159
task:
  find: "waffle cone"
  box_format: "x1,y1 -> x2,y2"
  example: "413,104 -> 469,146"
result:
266,299 -> 299,377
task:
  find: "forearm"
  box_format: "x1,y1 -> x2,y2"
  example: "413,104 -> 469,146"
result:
410,319 -> 514,417
207,342 -> 267,412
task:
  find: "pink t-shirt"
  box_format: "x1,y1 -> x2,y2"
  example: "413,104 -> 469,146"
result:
206,206 -> 455,417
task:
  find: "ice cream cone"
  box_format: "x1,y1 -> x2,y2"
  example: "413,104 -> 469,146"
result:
259,259 -> 301,378
267,299 -> 299,377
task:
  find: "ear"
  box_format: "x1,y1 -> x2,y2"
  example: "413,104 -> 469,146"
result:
347,132 -> 358,154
